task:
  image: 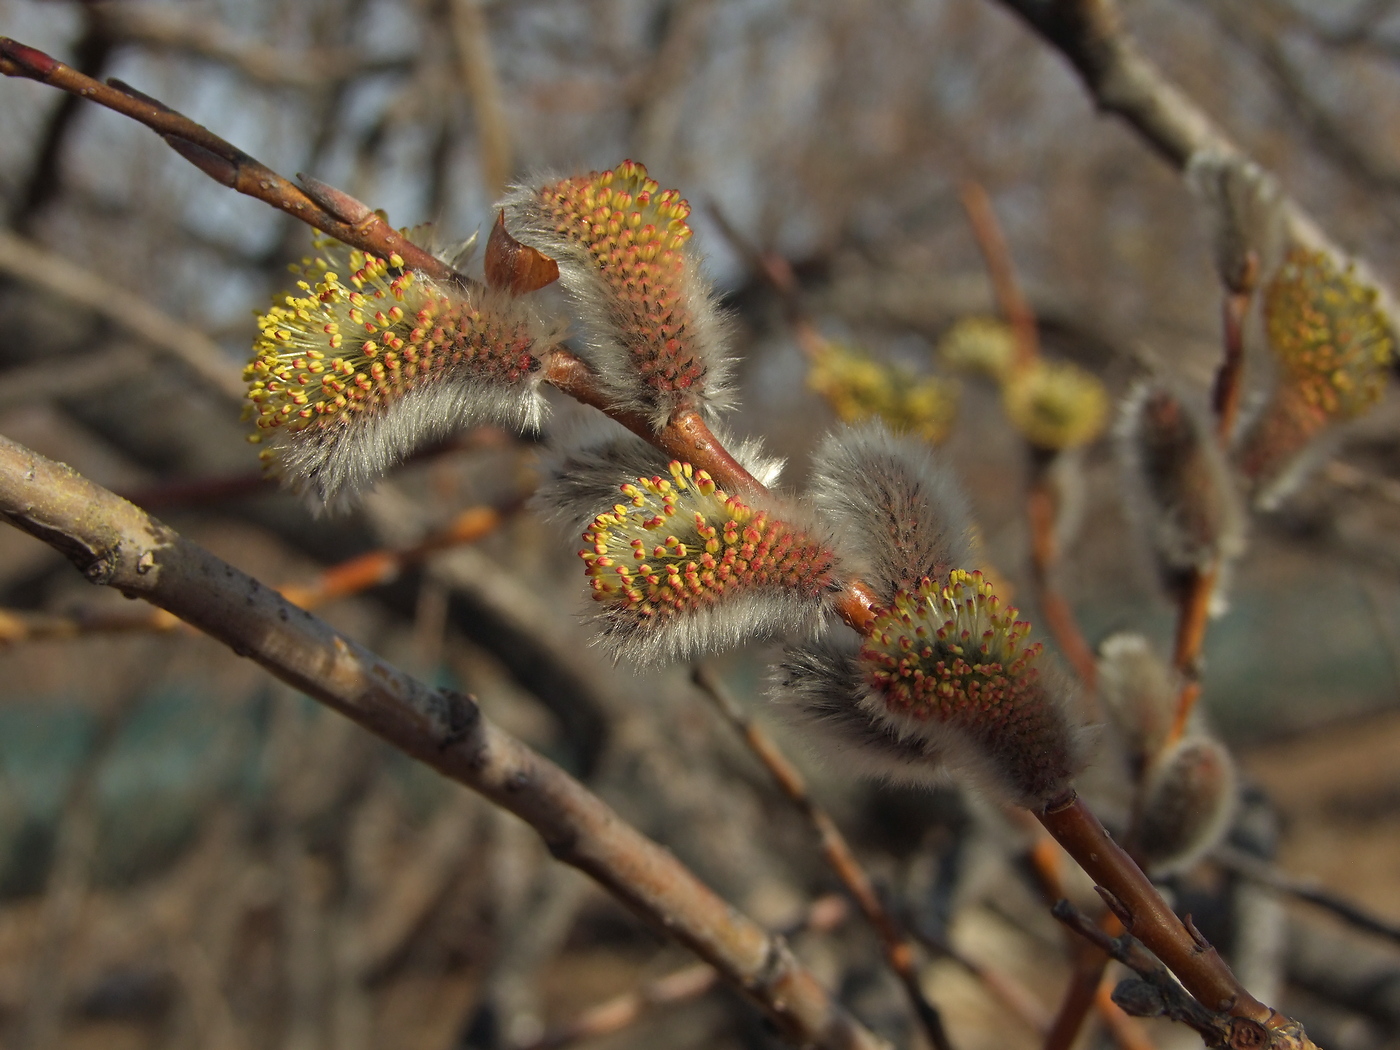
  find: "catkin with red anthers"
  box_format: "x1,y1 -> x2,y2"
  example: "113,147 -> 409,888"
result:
500,160 -> 733,428
574,459 -> 836,663
777,423 -> 1085,808
1238,246 -> 1396,507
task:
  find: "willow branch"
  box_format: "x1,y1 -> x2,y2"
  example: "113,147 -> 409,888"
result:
0,37 -> 460,287
1037,794 -> 1287,1033
0,434 -> 889,1050
988,0 -> 1399,313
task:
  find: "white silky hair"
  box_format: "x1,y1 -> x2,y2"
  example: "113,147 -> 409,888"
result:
773,635 -> 1089,809
1116,380 -> 1247,574
807,422 -> 974,603
273,375 -> 547,512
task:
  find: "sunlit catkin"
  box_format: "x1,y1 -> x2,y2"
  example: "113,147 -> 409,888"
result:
246,239 -> 548,505
1239,246 -> 1395,503
579,460 -> 835,662
502,160 -> 731,427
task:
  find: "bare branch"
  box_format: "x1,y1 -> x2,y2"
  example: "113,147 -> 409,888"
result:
0,433 -> 889,1050
1213,844 -> 1400,948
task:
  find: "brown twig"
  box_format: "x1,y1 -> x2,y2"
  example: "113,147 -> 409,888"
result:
959,183 -> 1097,689
0,37 -> 465,289
959,181 -> 1039,367
1027,457 -> 1098,688
1037,793 -> 1276,1027
988,0 -> 1399,319
692,665 -> 955,1050
1051,900 -> 1233,1046
0,434 -> 889,1050
1165,250 -> 1258,746
1052,899 -> 1320,1049
0,604 -> 181,644
279,499 -> 521,610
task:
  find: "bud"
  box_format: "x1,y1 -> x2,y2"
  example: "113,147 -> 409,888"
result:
245,238 -> 551,506
579,460 -> 836,662
938,316 -> 1018,381
1238,246 -> 1395,504
1118,383 -> 1246,588
501,160 -> 732,427
1135,736 -> 1237,876
1096,632 -> 1176,770
1002,359 -> 1109,451
807,423 -> 973,603
1185,150 -> 1282,294
806,342 -> 958,444
774,637 -> 948,785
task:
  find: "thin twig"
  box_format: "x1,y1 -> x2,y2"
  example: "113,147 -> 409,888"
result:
1036,792 -> 1306,1041
0,434 -> 890,1050
1213,844 -> 1400,948
0,604 -> 181,645
280,499 -> 522,609
958,184 -> 1098,689
0,37 -> 464,288
959,181 -> 1039,367
988,0 -> 1400,318
1026,457 -> 1098,688
1050,900 -> 1268,1049
1165,250 -> 1258,745
692,665 -> 955,1050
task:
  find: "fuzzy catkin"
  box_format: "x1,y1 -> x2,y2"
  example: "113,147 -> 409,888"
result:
1118,383 -> 1246,583
501,160 -> 733,428
1135,736 -> 1237,876
776,569 -> 1086,809
572,459 -> 836,664
245,239 -> 552,507
807,423 -> 973,603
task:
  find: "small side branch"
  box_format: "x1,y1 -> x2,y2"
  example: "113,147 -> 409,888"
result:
1213,844 -> 1400,948
693,665 -> 955,1050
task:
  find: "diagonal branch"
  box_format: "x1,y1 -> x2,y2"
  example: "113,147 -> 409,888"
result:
0,433 -> 889,1050
0,36 -> 461,288
989,0 -> 1400,313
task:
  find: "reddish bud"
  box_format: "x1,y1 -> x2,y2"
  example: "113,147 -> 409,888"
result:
485,211 -> 559,295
